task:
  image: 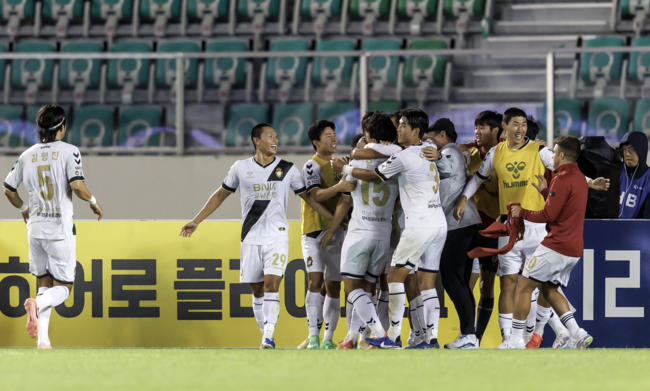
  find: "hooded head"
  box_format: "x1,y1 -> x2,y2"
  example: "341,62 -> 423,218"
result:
620,131 -> 649,178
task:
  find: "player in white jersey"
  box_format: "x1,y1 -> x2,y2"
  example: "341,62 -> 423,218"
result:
3,105 -> 104,349
180,123 -> 333,349
333,108 -> 447,349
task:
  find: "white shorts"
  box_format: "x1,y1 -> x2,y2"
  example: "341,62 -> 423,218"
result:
391,227 -> 447,272
302,228 -> 343,282
341,232 -> 390,283
497,224 -> 547,277
472,258 -> 480,274
240,240 -> 289,283
522,245 -> 580,288
29,234 -> 77,284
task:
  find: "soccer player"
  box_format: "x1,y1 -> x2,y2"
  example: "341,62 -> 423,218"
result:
618,131 -> 650,219
509,136 -> 593,349
300,120 -> 357,349
334,108 -> 447,349
3,105 -> 104,349
180,123 -> 334,349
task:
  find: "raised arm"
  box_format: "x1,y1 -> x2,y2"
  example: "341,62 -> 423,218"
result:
299,191 -> 334,221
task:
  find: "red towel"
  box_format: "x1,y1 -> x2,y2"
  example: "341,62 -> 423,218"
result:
467,203 -> 525,258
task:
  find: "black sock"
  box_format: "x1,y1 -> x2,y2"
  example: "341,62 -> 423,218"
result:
476,298 -> 494,342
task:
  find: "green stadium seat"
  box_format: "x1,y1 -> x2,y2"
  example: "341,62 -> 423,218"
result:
118,106 -> 165,147
205,40 -> 248,101
587,98 -> 630,143
317,102 -> 360,145
580,37 -> 625,85
238,0 -> 279,38
349,0 -> 390,35
0,106 -> 24,148
266,40 -> 310,103
621,1 -> 650,35
26,106 -> 70,146
0,44 -> 7,88
156,41 -> 200,101
60,41 -> 103,104
187,0 -> 228,36
72,106 -> 115,147
91,0 -> 133,37
301,0 -> 342,37
398,0 -> 438,35
539,99 -> 582,141
634,99 -> 650,136
368,101 -> 401,113
628,37 -> 650,95
226,104 -> 268,147
312,39 -> 355,102
42,0 -> 83,36
443,0 -> 484,17
404,39 -> 447,103
140,0 -> 181,36
12,42 -> 56,104
0,0 -> 35,36
363,39 -> 401,101
272,103 -> 312,146
108,41 -> 151,104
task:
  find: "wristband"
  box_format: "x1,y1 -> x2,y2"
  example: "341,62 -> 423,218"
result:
342,165 -> 353,176
89,196 -> 97,204
18,203 -> 28,213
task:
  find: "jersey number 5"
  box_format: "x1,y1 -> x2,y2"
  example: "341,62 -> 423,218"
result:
430,163 -> 440,193
360,181 -> 391,207
38,165 -> 54,201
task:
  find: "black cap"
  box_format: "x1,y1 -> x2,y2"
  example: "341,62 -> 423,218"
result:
429,118 -> 457,142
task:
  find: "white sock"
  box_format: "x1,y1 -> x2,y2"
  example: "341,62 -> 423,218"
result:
35,286 -> 69,311
262,292 -> 280,340
349,289 -> 384,338
252,296 -> 264,334
499,313 -> 513,340
559,311 -> 580,338
387,283 -> 405,341
534,305 -> 552,337
345,307 -> 365,344
421,288 -> 440,342
346,299 -> 353,331
305,291 -> 320,337
548,309 -> 569,336
408,298 -> 423,340
512,319 -> 526,342
318,293 -> 326,332
323,295 -> 340,341
525,288 -> 539,338
377,290 -> 389,331
36,287 -> 51,346
414,295 -> 426,337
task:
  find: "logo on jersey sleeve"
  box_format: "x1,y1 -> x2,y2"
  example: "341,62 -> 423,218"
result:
505,161 -> 526,179
306,257 -> 313,267
275,168 -> 283,178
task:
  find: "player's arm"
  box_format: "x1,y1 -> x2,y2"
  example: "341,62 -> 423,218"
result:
70,181 -> 103,221
66,148 -> 103,220
331,157 -> 382,182
299,192 -> 334,221
318,195 -> 352,249
310,178 -> 356,203
454,149 -> 494,220
539,146 -> 610,191
351,148 -> 387,160
4,158 -> 28,223
513,178 -> 568,223
3,187 -> 29,224
180,187 -> 231,237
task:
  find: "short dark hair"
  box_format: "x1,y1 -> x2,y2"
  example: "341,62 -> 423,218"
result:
308,119 -> 335,151
251,123 -> 273,150
36,105 -> 66,143
554,136 -> 581,162
350,133 -> 364,149
475,110 -> 504,138
366,112 -> 397,143
390,109 -> 402,119
503,107 -> 528,125
399,108 -> 429,139
361,111 -> 376,132
526,115 -> 540,140
429,118 -> 457,142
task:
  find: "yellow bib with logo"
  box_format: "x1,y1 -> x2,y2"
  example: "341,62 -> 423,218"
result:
492,140 -> 546,215
301,155 -> 342,235
469,148 -> 501,220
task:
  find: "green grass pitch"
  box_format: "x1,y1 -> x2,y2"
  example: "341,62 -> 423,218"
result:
1,349 -> 648,390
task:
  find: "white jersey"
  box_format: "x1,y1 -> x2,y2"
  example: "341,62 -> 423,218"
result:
375,144 -> 447,230
222,156 -> 306,245
345,143 -> 401,240
3,141 -> 84,240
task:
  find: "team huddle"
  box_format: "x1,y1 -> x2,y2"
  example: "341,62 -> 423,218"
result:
4,104 -> 609,350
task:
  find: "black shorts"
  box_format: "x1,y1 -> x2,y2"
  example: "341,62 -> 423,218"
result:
474,235 -> 499,274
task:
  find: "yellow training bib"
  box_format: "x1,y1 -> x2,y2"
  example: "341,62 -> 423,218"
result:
469,148 -> 501,220
301,155 -> 342,235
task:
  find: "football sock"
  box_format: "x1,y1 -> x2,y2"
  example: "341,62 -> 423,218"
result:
35,286 -> 69,311
534,305 -> 552,337
512,319 -> 526,342
262,292 -> 280,340
252,296 -> 264,333
408,298 -> 423,340
346,299 -> 353,331
415,295 -> 426,337
387,283 -> 405,342
421,288 -> 440,342
476,297 -> 494,341
345,307 -> 365,344
36,287 -> 51,346
525,289 -> 539,338
349,289 -> 384,338
548,309 -> 569,336
305,291 -> 320,337
559,311 -> 580,338
377,290 -> 390,331
498,313 -> 513,339
323,295 -> 340,341
318,292 -> 326,332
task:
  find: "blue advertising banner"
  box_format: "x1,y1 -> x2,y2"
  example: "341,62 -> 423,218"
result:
542,220 -> 650,348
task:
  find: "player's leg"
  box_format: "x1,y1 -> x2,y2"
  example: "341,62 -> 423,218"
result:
496,237 -> 527,347
321,228 -> 344,349
475,235 -> 498,344
241,243 -> 265,334
404,272 -> 424,347
469,259 -> 480,292
250,281 -> 265,333
24,236 -> 49,341
527,290 -> 551,349
35,275 -> 54,349
259,240 -> 290,349
415,227 -> 446,349
524,287 -> 539,344
377,271 -> 390,331
301,234 -> 326,349
510,276 -> 541,349
342,277 -> 382,348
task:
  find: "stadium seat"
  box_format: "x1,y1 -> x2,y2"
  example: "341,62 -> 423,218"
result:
59,41 -> 103,105
312,39 -> 355,102
628,37 -> 650,97
349,0 -> 390,35
398,0 -> 438,35
42,0 -> 83,37
0,43 -> 7,88
272,103 -> 312,146
205,40 -> 248,102
226,104 -> 268,147
72,106 -> 115,147
187,0 -> 228,36
634,98 -> 650,135
118,106 -> 166,147
140,0 -> 181,37
317,102 -> 360,144
237,0 -> 279,39
539,99 -> 582,140
12,42 -> 56,104
266,40 -> 310,104
403,39 -> 447,104
0,0 -> 34,37
443,0 -> 485,43
156,41 -> 200,101
300,0 -> 342,38
580,37 -> 625,96
91,0 -> 133,38
0,105 -> 24,148
363,39 -> 401,102
587,97 -> 630,143
108,41 -> 152,105
367,101 -> 401,113
621,0 -> 650,36
26,106 -> 70,146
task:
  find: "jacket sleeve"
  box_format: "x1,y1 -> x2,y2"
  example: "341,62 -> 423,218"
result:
520,177 -> 569,223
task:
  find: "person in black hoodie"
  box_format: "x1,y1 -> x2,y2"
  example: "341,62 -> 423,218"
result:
619,131 -> 650,219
